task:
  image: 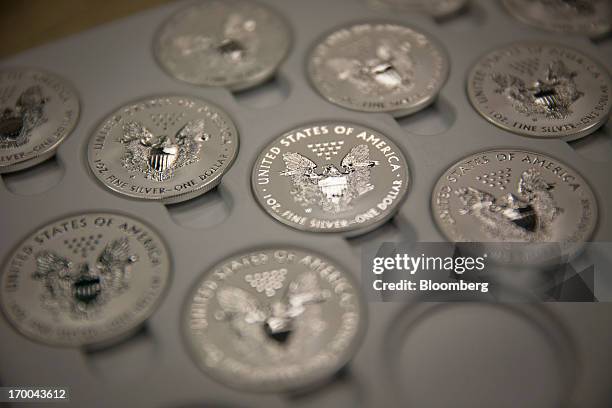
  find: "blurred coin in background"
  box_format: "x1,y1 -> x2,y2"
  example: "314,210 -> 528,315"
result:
184,247 -> 366,392
154,0 -> 291,91
0,68 -> 79,173
502,0 -> 612,38
467,41 -> 612,140
308,23 -> 449,117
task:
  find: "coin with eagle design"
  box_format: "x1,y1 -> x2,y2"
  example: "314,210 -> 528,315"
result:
183,247 -> 366,392
502,0 -> 612,38
154,0 -> 291,91
467,41 -> 612,140
0,68 -> 79,173
87,96 -> 239,204
252,122 -> 410,235
307,23 -> 449,117
0,212 -> 170,347
431,149 -> 597,260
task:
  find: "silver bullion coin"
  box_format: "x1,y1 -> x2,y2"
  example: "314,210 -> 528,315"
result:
87,96 -> 239,204
184,247 -> 366,392
0,68 -> 79,173
154,0 -> 291,91
467,41 -> 612,141
307,23 -> 449,117
431,149 -> 598,259
252,122 -> 410,235
0,212 -> 171,347
367,0 -> 468,18
502,0 -> 612,38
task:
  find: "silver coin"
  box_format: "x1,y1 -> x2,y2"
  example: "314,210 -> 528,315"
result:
0,68 -> 79,173
183,247 -> 366,392
367,0 -> 468,18
0,212 -> 171,348
252,122 -> 410,235
467,41 -> 612,140
502,0 -> 612,38
431,149 -> 598,260
154,0 -> 291,91
307,23 -> 449,117
87,96 -> 239,204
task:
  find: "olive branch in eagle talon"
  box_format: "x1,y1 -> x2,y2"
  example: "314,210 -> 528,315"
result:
118,119 -> 209,182
280,144 -> 380,213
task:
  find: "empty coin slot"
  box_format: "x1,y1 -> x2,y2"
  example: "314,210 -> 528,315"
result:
232,74 -> 290,109
2,155 -> 65,195
568,122 -> 612,163
84,325 -> 158,383
395,97 -> 455,136
435,2 -> 486,30
165,186 -> 232,229
386,303 -> 575,408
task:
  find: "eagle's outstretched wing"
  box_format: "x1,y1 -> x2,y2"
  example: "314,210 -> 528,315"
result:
286,272 -> 327,311
327,57 -> 365,81
121,121 -> 156,145
97,237 -> 133,269
217,286 -> 267,322
34,251 -> 72,280
16,86 -> 46,134
224,13 -> 256,42
281,152 -> 317,177
342,144 -> 378,196
174,119 -> 207,168
96,237 -> 134,292
455,187 -> 497,215
172,35 -> 215,57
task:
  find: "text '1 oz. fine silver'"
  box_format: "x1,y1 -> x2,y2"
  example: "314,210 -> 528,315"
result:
184,247 -> 366,392
502,0 -> 612,38
252,122 -> 410,235
431,149 -> 597,260
467,41 -> 611,140
1,212 -> 171,348
87,95 -> 239,204
154,0 -> 291,91
308,23 -> 449,117
0,68 -> 79,173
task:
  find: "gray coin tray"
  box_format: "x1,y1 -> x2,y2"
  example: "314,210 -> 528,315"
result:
1,0 -> 611,407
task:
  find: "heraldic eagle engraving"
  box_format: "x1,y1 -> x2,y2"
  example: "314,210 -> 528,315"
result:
455,168 -> 564,241
281,144 -> 380,213
326,39 -> 415,94
491,59 -> 583,120
214,272 -> 329,362
119,119 -> 209,182
0,86 -> 48,148
33,237 -> 138,318
173,13 -> 258,64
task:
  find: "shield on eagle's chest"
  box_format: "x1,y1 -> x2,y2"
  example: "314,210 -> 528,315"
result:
148,145 -> 178,172
318,175 -> 349,204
